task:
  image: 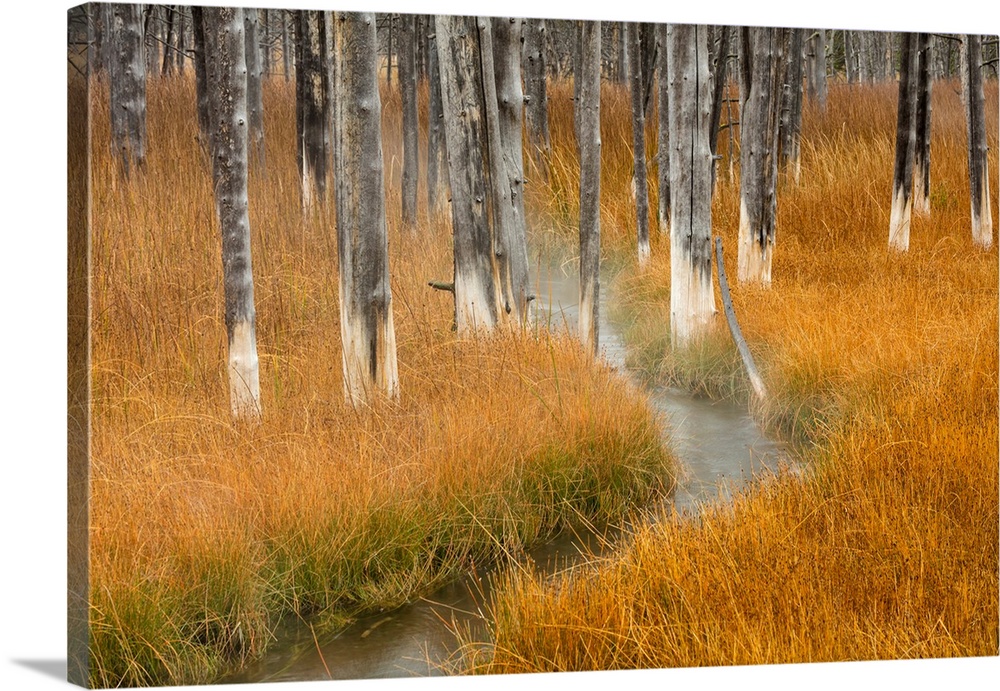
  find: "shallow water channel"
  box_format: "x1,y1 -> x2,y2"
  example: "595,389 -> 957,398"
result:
224,261 -> 793,684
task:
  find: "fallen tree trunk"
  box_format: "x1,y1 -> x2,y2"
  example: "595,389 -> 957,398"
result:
715,236 -> 767,403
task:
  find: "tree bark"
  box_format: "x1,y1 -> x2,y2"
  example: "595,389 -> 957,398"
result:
629,21 -> 651,265
913,33 -> 932,217
667,24 -> 715,348
737,27 -> 783,285
489,16 -> 532,324
578,21 -> 602,356
707,25 -> 730,190
435,14 -> 498,332
807,29 -> 827,110
244,8 -> 266,173
108,3 -> 146,177
426,25 -> 448,215
191,6 -> 210,146
888,33 -> 918,251
295,10 -> 329,212
657,23 -> 671,237
161,5 -> 177,77
780,28 -> 805,184
203,6 -> 262,420
961,34 -> 994,248
399,13 -> 419,228
332,11 -> 400,405
282,10 -> 292,81
523,18 -> 551,180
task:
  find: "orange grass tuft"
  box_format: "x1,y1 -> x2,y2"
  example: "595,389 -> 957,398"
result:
461,78 -> 999,672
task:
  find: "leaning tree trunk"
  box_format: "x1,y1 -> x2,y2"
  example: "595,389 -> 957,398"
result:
667,24 -> 715,348
202,6 -> 262,420
295,10 -> 329,212
399,13 -> 419,228
961,34 -> 994,249
244,8 -> 266,173
332,11 -> 400,405
657,23 -> 671,237
578,20 -> 602,356
737,27 -> 783,285
523,18 -> 552,180
108,3 -> 146,177
780,28 -> 805,185
489,16 -> 532,324
426,26 -> 448,215
913,33 -> 932,216
888,32 -> 918,251
435,14 -> 498,332
629,21 -> 651,265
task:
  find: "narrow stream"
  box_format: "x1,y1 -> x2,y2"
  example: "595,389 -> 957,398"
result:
223,260 -> 793,684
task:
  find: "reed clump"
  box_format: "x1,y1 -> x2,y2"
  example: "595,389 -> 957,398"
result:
85,74 -> 672,687
462,79 -> 998,671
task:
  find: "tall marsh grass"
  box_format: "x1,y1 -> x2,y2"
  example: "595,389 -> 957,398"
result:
461,79 -> 999,671
84,74 -> 673,687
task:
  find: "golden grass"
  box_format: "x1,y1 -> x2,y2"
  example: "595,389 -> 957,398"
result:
461,79 -> 999,671
83,73 -> 673,687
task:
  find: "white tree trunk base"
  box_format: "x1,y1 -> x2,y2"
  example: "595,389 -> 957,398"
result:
888,185 -> 912,251
228,320 -> 261,420
737,201 -> 774,285
972,176 -> 994,249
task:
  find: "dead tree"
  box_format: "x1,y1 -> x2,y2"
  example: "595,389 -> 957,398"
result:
780,28 -> 805,184
962,34 -> 994,248
244,8 -> 265,172
523,18 -> 552,180
295,10 -> 330,211
629,21 -> 651,264
399,13 -> 419,228
913,33 -> 932,216
888,32 -> 918,251
578,20 -> 602,356
657,23 -> 671,237
108,3 -> 146,176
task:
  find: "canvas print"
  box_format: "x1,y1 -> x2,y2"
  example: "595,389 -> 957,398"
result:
66,3 -> 999,688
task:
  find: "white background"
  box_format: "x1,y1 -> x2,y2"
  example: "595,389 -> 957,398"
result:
2,1 -> 996,689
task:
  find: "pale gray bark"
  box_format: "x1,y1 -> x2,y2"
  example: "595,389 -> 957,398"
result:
629,21 -> 651,264
657,23 -> 671,236
244,8 -> 266,172
489,17 -> 532,323
888,33 -> 918,251
523,18 -> 551,180
282,10 -> 292,81
399,13 -> 419,228
332,11 -> 400,404
807,29 -> 827,110
203,6 -> 261,420
737,27 -> 783,285
296,10 -> 329,211
844,30 -> 858,84
426,25 -> 448,215
707,25 -> 731,190
435,14 -> 498,332
913,33 -> 932,216
578,21 -> 602,356
961,34 -> 994,248
780,28 -> 805,184
108,3 -> 146,176
667,24 -> 715,348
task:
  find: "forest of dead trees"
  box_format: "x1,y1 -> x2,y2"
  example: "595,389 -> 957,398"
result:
68,4 -> 998,419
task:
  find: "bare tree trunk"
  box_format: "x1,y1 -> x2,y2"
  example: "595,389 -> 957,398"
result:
523,18 -> 551,180
331,11 -> 400,405
573,21 -> 584,148
962,34 -> 994,248
176,6 -> 186,76
629,21 -> 651,265
781,28 -> 805,184
737,27 -> 783,285
399,13 -> 419,228
707,25 -> 731,191
657,23 -> 671,237
889,33 -> 918,251
913,33 -> 932,216
426,25 -> 448,215
844,30 -> 858,84
161,5 -> 176,77
191,6 -> 210,145
244,8 -> 266,173
108,3 -> 146,177
203,6 -> 261,420
435,14 -> 498,332
386,14 -> 394,86
296,10 -> 329,212
578,20 -> 602,356
282,10 -> 292,82
143,5 -> 159,79
667,24 -> 715,348
807,29 -> 827,110
260,8 -> 271,77
489,16 -> 532,324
